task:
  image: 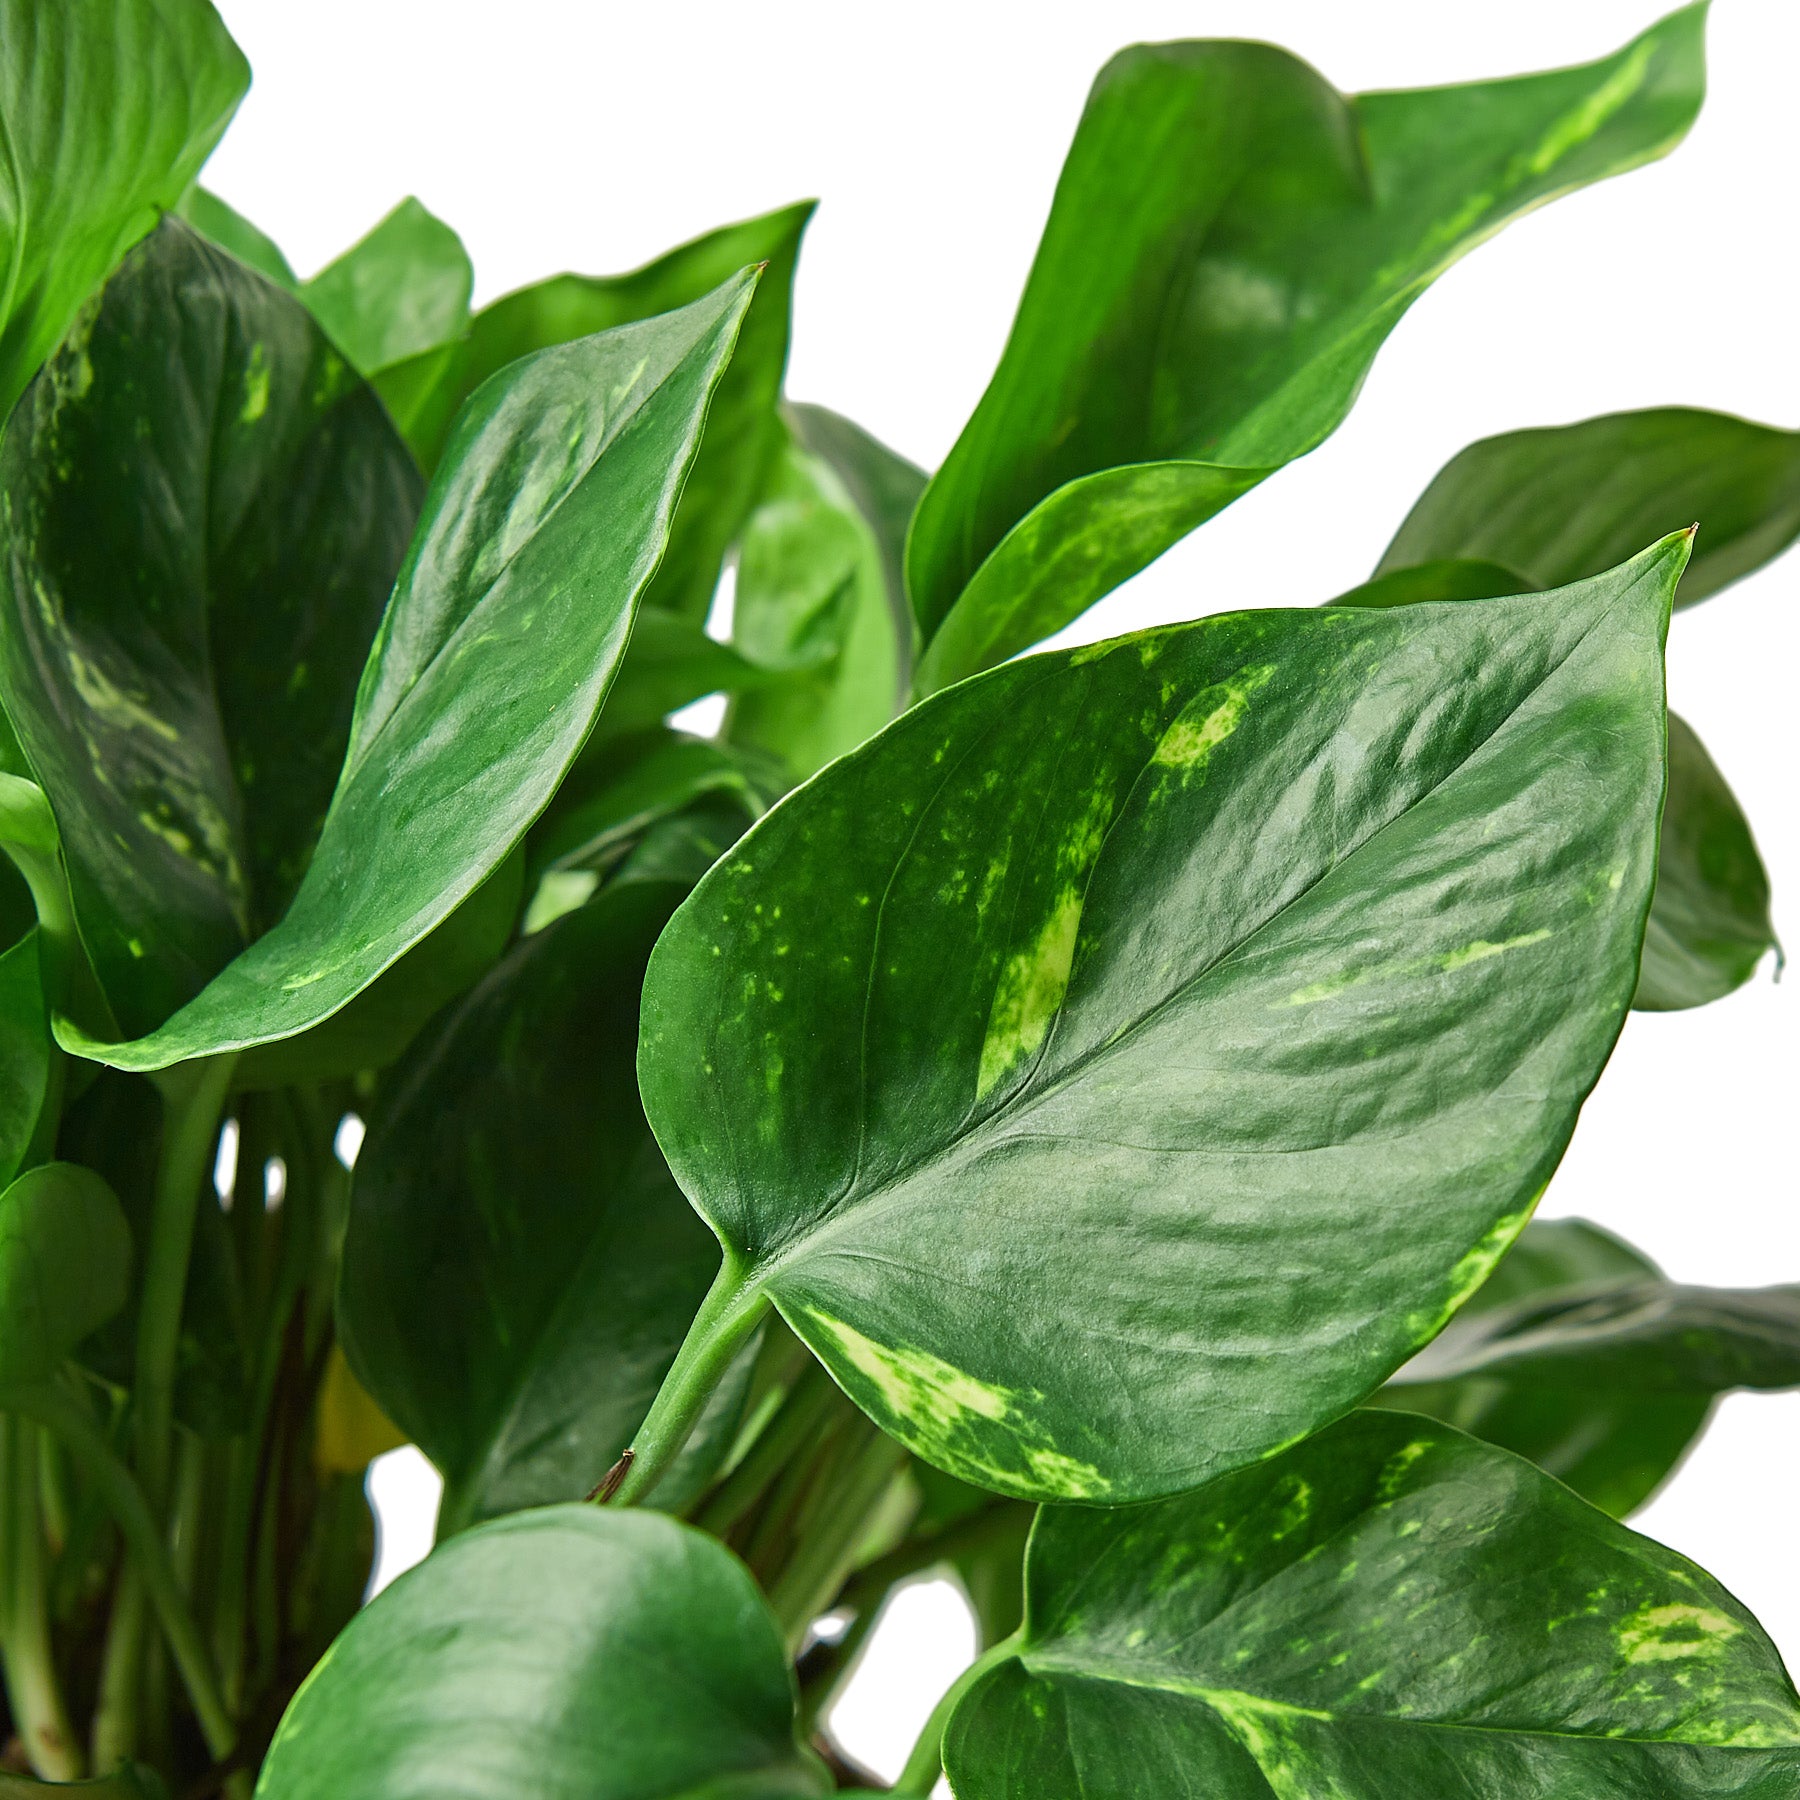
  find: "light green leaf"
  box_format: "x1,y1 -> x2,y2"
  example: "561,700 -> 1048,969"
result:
907,6 -> 1707,692
0,1162 -> 131,1394
62,270 -> 758,1072
299,197 -> 472,378
176,185 -> 297,287
636,540 -> 1683,1504
254,1507 -> 830,1800
945,1411 -> 1800,1799
0,217 -> 423,1040
0,0 -> 247,418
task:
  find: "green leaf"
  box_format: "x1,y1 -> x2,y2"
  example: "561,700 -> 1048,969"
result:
1638,710 -> 1775,1009
906,6 -> 1707,693
340,881 -> 734,1534
176,185 -> 297,287
299,197 -> 473,378
726,411 -> 922,779
254,1506 -> 831,1800
458,202 -> 814,620
1380,1219 -> 1800,1517
944,1411 -> 1800,1799
0,928 -> 48,1187
1328,557 -> 1533,610
0,216 -> 424,1040
586,607 -> 775,743
63,268 -> 759,1072
0,0 -> 247,419
1378,407 -> 1800,609
637,540 -> 1684,1504
0,1161 -> 131,1394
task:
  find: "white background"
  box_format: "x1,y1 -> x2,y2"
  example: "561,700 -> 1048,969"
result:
210,0 -> 1798,1777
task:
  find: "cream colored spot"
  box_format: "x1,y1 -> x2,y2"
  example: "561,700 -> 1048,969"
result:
977,885 -> 1081,1100
1618,1603 -> 1743,1665
1152,665 -> 1273,772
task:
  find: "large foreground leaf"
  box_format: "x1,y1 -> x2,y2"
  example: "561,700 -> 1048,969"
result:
945,1412 -> 1800,1799
64,270 -> 758,1070
906,7 -> 1706,691
0,0 -> 247,418
341,881 -> 731,1534
637,541 -> 1683,1504
254,1507 -> 829,1800
0,217 -> 422,1038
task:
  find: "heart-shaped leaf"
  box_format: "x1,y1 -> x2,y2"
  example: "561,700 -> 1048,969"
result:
906,7 -> 1707,691
1379,407 -> 1800,611
0,0 -> 247,418
254,1506 -> 830,1800
944,1411 -> 1800,1799
0,216 -> 424,1039
0,1161 -> 131,1395
341,880 -> 741,1534
635,539 -> 1684,1505
1381,1219 -> 1800,1517
62,267 -> 758,1071
299,197 -> 473,378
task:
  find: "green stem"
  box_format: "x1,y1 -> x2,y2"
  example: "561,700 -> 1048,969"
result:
0,1416 -> 83,1778
18,1384 -> 235,1762
89,1561 -> 145,1769
606,1261 -> 770,1508
135,1055 -> 236,1513
893,1633 -> 1020,1797
695,1360 -> 841,1539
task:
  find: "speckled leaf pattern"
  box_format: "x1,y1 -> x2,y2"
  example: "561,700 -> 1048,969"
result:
0,0 -> 248,418
340,881 -> 734,1535
906,7 -> 1707,691
253,1507 -> 830,1800
0,1162 -> 130,1393
639,540 -> 1683,1503
945,1412 -> 1800,1800
62,269 -> 758,1071
0,218 -> 423,1038
1378,408 -> 1800,611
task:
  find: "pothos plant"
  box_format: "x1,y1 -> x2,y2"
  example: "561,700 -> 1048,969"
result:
0,2 -> 1795,1796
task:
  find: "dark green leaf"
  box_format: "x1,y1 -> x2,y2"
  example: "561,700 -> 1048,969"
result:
945,1411 -> 1800,1799
0,0 -> 247,418
0,217 -> 424,1040
367,337 -> 467,470
459,202 -> 813,621
726,413 -> 919,778
638,541 -> 1683,1503
341,881 -> 731,1535
0,929 -> 48,1186
299,198 -> 472,378
0,1162 -> 130,1394
176,185 -> 297,287
1378,407 -> 1800,609
63,269 -> 759,1071
906,7 -> 1707,691
254,1506 -> 830,1800
1638,712 -> 1776,1009
590,607 -> 776,742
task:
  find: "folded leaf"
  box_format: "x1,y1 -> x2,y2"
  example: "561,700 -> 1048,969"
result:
299,197 -> 473,378
341,881 -> 738,1534
638,540 -> 1684,1503
0,0 -> 247,418
0,217 -> 424,1038
0,1162 -> 131,1394
255,1507 -> 831,1800
945,1412 -> 1800,1799
176,185 -> 297,287
907,6 -> 1707,691
63,269 -> 758,1071
1378,407 -> 1800,609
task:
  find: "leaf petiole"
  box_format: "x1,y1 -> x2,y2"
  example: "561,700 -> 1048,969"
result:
893,1631 -> 1021,1796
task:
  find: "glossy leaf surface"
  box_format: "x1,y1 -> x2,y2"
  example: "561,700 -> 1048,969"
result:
907,8 -> 1706,689
458,202 -> 812,620
341,881 -> 728,1532
0,1162 -> 130,1393
66,270 -> 757,1070
0,0 -> 247,418
1379,407 -> 1800,609
0,218 -> 423,1039
254,1506 -> 829,1800
298,198 -> 473,378
945,1411 -> 1800,1799
640,543 -> 1682,1502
